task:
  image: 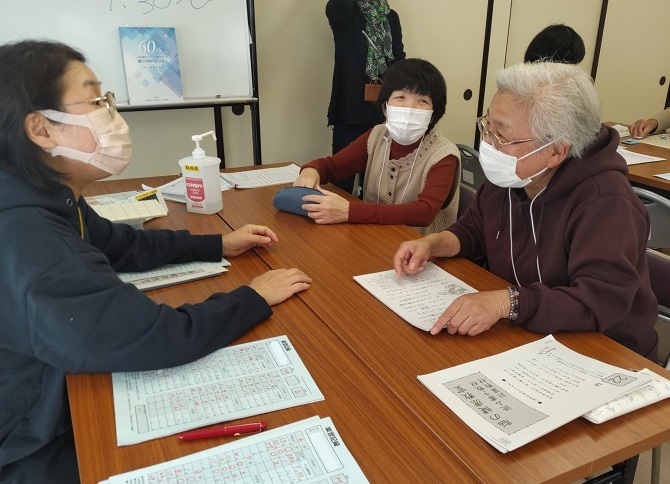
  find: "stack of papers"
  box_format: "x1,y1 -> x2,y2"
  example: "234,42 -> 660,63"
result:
219,163 -> 300,188
353,262 -> 477,331
145,176 -> 233,203
146,164 -> 301,203
90,199 -> 167,226
102,416 -> 369,484
112,336 -> 324,445
418,335 -> 653,453
582,368 -> 670,423
87,189 -> 168,228
117,259 -> 231,291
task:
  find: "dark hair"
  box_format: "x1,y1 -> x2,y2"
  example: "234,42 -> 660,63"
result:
377,58 -> 447,131
0,40 -> 85,190
524,24 -> 585,64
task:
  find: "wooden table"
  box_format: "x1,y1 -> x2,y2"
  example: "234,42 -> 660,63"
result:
68,174 -> 670,483
610,122 -> 670,193
217,178 -> 670,483
69,181 -> 478,484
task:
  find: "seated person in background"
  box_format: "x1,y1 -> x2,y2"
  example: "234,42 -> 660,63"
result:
629,108 -> 670,138
0,40 -> 311,483
393,62 -> 658,362
524,23 -> 585,64
293,58 -> 461,235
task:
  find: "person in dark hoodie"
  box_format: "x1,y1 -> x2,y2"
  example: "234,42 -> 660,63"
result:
0,40 -> 312,483
392,62 -> 658,362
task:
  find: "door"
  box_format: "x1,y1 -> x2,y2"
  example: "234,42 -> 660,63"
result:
595,0 -> 670,124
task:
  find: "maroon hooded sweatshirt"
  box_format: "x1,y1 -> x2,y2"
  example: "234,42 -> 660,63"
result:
450,126 -> 658,361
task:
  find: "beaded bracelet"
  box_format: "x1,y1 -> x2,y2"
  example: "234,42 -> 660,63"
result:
507,286 -> 520,321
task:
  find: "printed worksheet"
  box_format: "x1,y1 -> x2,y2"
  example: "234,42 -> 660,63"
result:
353,262 -> 477,331
616,147 -> 665,165
143,176 -> 234,204
112,336 -> 324,445
418,335 -> 651,453
640,133 -> 670,149
103,417 -> 369,484
117,259 -> 231,291
219,164 -> 300,188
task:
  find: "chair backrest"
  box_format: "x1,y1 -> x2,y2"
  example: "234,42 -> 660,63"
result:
457,144 -> 486,191
634,187 -> 670,249
647,249 -> 670,368
458,185 -> 477,218
648,249 -> 670,312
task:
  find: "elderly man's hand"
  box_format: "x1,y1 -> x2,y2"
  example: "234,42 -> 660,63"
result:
430,289 -> 510,336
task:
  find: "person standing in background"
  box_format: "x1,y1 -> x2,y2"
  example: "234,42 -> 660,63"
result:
326,0 -> 405,194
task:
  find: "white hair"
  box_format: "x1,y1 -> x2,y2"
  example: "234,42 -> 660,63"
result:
495,62 -> 602,158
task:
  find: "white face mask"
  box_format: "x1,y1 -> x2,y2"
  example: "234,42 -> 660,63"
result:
39,107 -> 132,176
479,139 -> 555,188
384,104 -> 432,145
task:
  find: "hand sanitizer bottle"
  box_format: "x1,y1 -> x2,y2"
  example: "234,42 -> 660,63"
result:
178,131 -> 223,214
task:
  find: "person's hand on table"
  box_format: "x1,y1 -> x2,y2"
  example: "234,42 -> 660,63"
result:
249,268 -> 312,305
293,168 -> 320,188
629,118 -> 658,139
222,224 -> 278,257
393,238 -> 434,276
301,186 -> 349,224
430,289 -> 509,336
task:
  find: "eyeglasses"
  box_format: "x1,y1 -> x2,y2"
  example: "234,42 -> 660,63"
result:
64,91 -> 117,119
477,115 -> 535,151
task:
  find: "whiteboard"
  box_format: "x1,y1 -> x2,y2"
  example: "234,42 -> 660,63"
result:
1,0 -> 253,104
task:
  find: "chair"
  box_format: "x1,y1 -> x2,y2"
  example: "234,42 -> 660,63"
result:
457,184 -> 477,218
457,144 -> 486,191
647,248 -> 670,484
633,187 -> 670,249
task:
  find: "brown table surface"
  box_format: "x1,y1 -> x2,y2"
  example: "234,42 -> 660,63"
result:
214,172 -> 670,484
69,173 -> 670,484
609,121 -> 670,193
69,182 -> 478,484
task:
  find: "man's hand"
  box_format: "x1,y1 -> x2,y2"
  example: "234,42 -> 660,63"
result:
302,186 -> 349,224
249,268 -> 312,306
393,239 -> 433,276
222,224 -> 278,257
430,290 -> 509,336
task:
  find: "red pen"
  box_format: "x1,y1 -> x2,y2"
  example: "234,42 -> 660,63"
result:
178,422 -> 267,441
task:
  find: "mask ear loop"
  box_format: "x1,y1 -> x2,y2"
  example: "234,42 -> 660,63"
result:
529,186 -> 546,283
508,188 -> 522,287
509,186 -> 547,287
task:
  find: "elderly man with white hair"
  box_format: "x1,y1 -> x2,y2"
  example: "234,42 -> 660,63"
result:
393,61 -> 658,362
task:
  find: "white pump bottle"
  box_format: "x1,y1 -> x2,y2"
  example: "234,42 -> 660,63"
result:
178,131 -> 223,214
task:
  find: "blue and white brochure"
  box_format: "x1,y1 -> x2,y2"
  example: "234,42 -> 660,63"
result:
119,26 -> 184,104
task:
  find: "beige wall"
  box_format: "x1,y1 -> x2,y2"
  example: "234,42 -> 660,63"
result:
115,0 -> 668,181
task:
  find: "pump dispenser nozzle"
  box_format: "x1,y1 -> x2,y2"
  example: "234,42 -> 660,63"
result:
191,131 -> 217,159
